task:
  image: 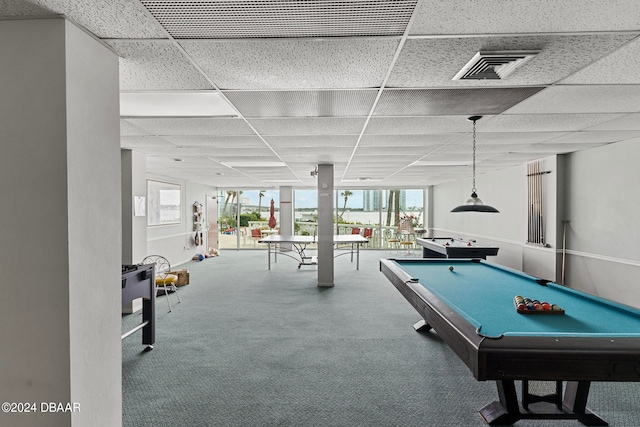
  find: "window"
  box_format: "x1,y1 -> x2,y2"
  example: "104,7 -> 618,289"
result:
147,180 -> 181,226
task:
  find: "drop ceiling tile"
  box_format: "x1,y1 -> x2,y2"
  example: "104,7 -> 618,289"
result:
0,1 -> 51,15
366,116 -> 488,134
191,146 -> 276,157
146,156 -> 218,166
282,153 -> 353,164
125,118 -> 256,136
250,118 -> 366,135
375,88 -> 544,116
506,85 -> 640,114
180,39 -> 398,90
144,147 -> 198,157
105,40 -> 213,90
561,38 -> 640,84
585,113 -> 640,131
474,132 -> 569,145
482,113 -> 626,132
515,143 -> 606,154
355,146 -> 437,157
410,0 -> 640,34
224,90 -> 378,117
121,119 -> 152,136
264,135 -> 359,148
488,152 -> 555,163
162,135 -> 267,149
121,136 -> 176,149
278,146 -> 354,157
542,130 -> 640,144
0,0 -> 167,38
389,34 -> 636,87
359,134 -> 460,147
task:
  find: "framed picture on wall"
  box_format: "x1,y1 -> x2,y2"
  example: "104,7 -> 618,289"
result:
147,180 -> 182,226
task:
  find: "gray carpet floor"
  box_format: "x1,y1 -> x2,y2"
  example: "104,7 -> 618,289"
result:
122,250 -> 640,427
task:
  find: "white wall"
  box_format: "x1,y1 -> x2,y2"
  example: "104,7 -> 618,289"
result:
432,163 -> 528,271
144,175 -> 216,267
562,139 -> 640,308
0,18 -> 121,427
65,21 -> 122,427
431,140 -> 640,309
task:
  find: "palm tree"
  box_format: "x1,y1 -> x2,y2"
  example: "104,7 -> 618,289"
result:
340,190 -> 353,217
386,189 -> 401,226
221,190 -> 235,218
257,190 -> 265,219
394,190 -> 401,226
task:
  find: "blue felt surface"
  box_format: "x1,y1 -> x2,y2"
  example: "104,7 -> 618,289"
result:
395,259 -> 640,338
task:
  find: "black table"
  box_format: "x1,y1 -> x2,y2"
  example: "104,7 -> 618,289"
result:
416,237 -> 499,259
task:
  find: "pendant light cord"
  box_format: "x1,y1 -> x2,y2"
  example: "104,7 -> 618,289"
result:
471,118 -> 477,193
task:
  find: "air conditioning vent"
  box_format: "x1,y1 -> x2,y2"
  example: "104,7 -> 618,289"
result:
453,51 -> 539,80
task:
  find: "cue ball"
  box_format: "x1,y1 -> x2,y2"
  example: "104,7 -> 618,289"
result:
449,266 -> 454,271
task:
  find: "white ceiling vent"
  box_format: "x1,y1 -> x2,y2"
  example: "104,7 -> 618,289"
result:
453,51 -> 539,80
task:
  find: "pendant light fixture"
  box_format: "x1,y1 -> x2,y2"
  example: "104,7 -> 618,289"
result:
451,116 -> 499,213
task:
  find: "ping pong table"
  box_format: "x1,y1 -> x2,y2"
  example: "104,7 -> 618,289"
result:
258,234 -> 368,270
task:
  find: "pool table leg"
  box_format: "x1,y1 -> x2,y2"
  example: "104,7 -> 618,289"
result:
563,381 -> 608,426
479,380 -> 522,426
479,380 -> 608,426
412,319 -> 432,332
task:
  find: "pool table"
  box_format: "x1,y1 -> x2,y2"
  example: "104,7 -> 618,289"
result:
380,258 -> 640,426
416,237 -> 499,259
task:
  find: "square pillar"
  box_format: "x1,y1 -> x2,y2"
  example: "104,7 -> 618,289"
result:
0,18 -> 121,427
317,164 -> 334,287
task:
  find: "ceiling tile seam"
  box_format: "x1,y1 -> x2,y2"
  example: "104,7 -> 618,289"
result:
132,0 -> 305,183
552,34 -> 640,86
121,119 -> 157,135
101,36 -> 404,43
407,30 -> 640,39
378,133 -> 469,182
340,0 -> 424,183
582,113 -> 637,130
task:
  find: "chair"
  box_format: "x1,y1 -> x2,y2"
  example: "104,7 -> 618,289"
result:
142,255 -> 181,312
351,227 -> 361,235
398,219 -> 415,254
250,228 -> 262,247
362,227 -> 373,247
386,228 -> 400,253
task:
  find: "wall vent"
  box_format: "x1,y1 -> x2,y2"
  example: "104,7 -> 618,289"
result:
453,51 -> 539,80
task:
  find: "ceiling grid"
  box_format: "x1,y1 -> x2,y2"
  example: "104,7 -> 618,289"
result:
2,1 -> 640,187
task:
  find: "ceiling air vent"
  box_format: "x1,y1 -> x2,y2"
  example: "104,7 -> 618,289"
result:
453,51 -> 539,80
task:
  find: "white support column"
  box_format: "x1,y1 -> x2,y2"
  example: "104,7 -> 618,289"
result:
121,149 -> 148,264
317,164 -> 334,287
0,18 -> 121,427
279,186 -> 294,251
425,186 -> 434,237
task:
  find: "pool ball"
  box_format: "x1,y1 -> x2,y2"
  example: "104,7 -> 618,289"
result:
517,303 -> 526,310
541,303 -> 551,310
449,266 -> 454,271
